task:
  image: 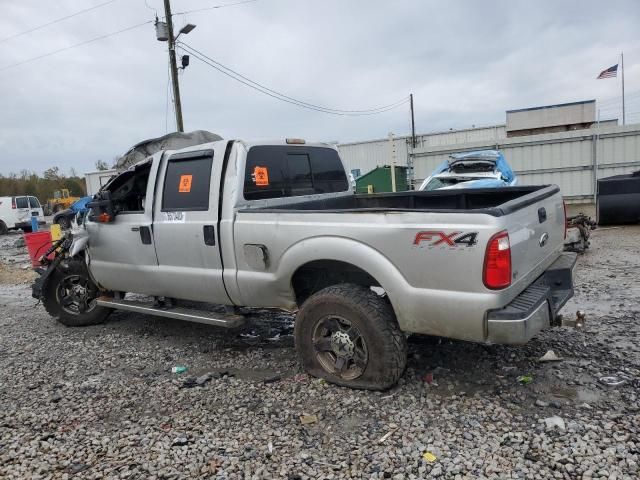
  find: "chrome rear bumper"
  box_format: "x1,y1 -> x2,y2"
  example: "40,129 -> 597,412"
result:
486,252 -> 577,344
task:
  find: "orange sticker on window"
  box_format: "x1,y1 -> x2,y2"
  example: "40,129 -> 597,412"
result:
253,166 -> 269,186
179,174 -> 193,193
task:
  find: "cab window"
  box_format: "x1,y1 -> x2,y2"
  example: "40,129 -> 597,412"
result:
243,146 -> 348,200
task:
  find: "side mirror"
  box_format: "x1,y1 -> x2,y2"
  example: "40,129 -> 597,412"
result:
87,191 -> 115,223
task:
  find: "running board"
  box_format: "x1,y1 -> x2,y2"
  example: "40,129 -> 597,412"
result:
96,297 -> 245,328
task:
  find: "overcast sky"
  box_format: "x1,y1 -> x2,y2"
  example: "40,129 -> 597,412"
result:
1,0 -> 639,175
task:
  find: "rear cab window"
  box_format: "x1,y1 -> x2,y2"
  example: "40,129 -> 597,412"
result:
243,146 -> 348,200
15,197 -> 28,209
28,197 -> 41,209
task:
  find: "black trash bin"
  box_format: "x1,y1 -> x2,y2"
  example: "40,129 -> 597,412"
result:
597,170 -> 640,225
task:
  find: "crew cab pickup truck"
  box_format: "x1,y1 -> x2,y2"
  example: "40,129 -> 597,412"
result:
33,139 -> 577,389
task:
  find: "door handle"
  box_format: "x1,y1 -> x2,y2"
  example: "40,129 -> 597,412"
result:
203,225 -> 216,246
139,226 -> 152,245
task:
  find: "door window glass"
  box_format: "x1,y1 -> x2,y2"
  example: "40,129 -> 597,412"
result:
15,197 -> 28,209
108,162 -> 152,213
28,197 -> 41,208
162,155 -> 213,211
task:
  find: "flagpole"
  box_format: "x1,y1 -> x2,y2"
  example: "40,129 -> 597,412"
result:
621,52 -> 625,125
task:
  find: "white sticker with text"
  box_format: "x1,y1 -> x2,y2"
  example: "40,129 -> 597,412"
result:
164,211 -> 186,222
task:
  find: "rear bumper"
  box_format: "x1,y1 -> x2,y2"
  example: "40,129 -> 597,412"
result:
486,252 -> 577,344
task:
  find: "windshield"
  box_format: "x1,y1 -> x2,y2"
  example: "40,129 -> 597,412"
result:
423,177 -> 483,191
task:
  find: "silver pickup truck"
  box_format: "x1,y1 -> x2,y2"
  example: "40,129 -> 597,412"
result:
33,139 -> 576,389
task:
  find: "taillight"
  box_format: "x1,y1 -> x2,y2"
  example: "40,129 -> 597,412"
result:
483,231 -> 511,289
11,198 -> 16,209
563,200 -> 567,240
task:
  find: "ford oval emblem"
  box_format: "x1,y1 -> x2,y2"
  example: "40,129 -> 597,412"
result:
539,232 -> 549,247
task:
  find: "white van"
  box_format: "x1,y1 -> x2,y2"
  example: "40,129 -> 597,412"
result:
0,196 -> 46,234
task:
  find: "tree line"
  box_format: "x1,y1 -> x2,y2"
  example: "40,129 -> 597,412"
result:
0,167 -> 86,201
0,160 -> 114,201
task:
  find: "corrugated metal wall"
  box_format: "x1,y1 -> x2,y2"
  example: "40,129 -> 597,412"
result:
339,124 -> 640,203
337,125 -> 505,175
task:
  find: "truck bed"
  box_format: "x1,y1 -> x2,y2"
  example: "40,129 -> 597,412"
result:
233,182 -> 566,341
241,185 -> 559,216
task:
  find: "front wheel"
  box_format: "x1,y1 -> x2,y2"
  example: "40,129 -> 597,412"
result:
294,284 -> 407,390
42,261 -> 111,327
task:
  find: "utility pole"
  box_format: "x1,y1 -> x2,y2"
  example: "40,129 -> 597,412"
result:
163,0 -> 184,132
389,132 -> 397,193
621,52 -> 626,126
410,93 -> 416,149
408,93 -> 417,189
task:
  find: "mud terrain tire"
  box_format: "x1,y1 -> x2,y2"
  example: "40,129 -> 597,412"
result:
295,283 -> 407,390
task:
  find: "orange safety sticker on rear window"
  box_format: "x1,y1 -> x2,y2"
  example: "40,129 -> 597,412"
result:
178,174 -> 193,193
253,166 -> 269,186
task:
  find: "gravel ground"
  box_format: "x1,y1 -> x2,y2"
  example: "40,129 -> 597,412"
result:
0,225 -> 639,479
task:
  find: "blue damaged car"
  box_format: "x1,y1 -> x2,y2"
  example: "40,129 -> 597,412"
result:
418,150 -> 517,191
52,196 -> 92,230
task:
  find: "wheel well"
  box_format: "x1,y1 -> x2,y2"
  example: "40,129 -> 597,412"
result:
291,260 -> 381,305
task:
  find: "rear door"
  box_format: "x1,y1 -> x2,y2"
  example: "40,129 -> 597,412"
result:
28,196 -> 44,220
152,148 -> 231,304
14,196 -> 30,226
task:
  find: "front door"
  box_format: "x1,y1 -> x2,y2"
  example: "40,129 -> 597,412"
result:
86,159 -> 161,294
152,149 -> 231,304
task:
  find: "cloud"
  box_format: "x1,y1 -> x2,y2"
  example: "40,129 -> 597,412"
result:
0,0 -> 638,175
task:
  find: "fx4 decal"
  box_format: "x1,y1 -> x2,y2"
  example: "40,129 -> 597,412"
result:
413,231 -> 479,248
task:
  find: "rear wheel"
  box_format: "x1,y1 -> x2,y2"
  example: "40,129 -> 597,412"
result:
43,261 -> 110,327
294,284 -> 407,390
0,221 -> 8,235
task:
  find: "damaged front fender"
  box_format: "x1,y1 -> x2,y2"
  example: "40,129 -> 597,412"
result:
69,229 -> 89,257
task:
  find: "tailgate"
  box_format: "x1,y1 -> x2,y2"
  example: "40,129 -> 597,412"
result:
504,189 -> 565,291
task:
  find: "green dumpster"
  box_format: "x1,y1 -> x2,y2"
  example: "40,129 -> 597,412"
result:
355,165 -> 409,194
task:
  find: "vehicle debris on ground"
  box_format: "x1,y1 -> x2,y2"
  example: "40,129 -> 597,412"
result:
564,213 -> 596,254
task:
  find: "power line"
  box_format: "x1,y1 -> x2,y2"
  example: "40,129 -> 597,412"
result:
0,20 -> 152,73
173,0 -> 261,16
183,45 -> 409,115
0,0 -> 119,44
179,42 -> 410,115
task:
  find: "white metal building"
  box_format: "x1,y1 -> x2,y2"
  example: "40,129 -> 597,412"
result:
337,101 -> 636,203
337,125 -> 506,177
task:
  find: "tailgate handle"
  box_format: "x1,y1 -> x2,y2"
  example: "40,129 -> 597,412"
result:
203,225 -> 216,246
538,207 -> 547,223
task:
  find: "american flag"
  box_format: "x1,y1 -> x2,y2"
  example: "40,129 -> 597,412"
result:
597,64 -> 618,79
